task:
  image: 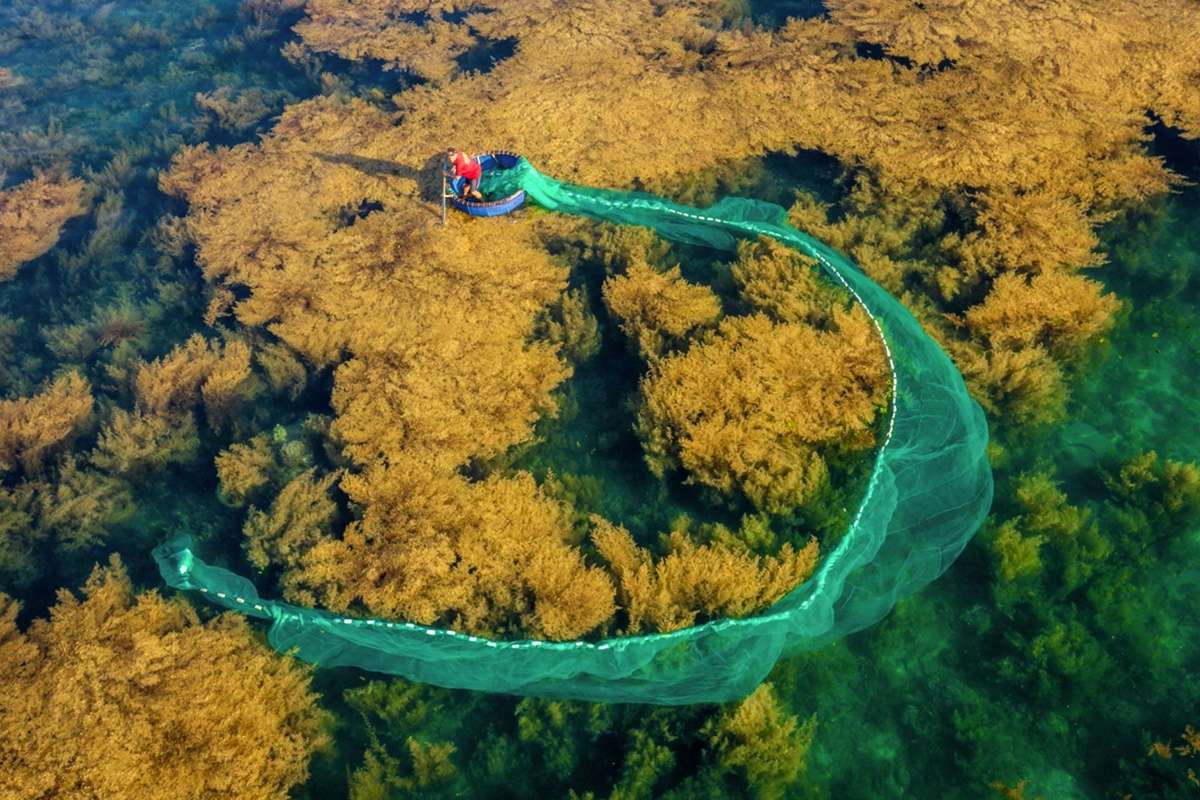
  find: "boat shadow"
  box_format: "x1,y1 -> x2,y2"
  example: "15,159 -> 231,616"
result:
311,152 -> 448,205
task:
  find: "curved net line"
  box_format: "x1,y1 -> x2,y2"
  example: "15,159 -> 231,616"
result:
153,158 -> 993,704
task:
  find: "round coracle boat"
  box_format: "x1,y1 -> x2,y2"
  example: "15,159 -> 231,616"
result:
448,151 -> 526,217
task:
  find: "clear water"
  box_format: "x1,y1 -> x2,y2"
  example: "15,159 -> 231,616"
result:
1,1 -> 1197,797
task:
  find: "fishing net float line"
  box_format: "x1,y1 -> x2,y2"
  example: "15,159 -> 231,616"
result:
155,156 -> 993,705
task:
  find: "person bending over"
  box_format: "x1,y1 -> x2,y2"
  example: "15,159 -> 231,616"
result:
446,149 -> 484,201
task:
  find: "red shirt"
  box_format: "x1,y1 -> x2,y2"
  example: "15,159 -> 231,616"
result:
452,152 -> 482,181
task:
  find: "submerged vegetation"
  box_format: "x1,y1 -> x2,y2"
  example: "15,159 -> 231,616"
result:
0,0 -> 1197,796
0,173 -> 88,281
0,557 -> 330,799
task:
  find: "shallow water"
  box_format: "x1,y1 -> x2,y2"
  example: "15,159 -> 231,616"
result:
2,1 -> 1198,798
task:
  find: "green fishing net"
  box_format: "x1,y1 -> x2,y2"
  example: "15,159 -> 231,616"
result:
154,158 -> 993,705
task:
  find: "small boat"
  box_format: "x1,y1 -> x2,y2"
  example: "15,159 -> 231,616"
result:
447,151 -> 527,217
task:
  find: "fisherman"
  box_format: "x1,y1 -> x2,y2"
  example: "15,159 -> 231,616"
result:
446,149 -> 485,201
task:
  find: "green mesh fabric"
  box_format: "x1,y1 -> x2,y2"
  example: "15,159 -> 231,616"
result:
153,158 -> 993,705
